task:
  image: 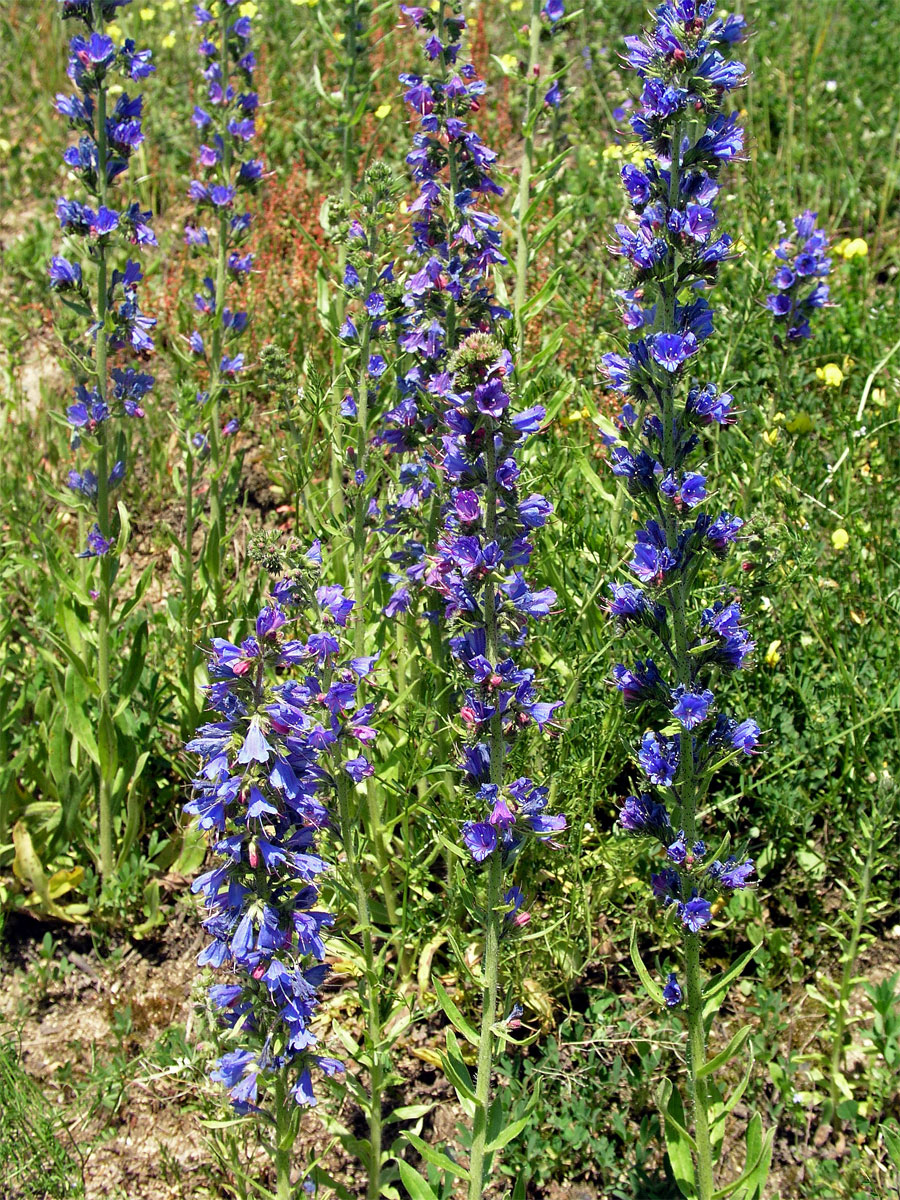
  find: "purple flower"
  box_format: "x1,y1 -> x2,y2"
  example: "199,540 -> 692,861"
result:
662,972 -> 682,1007
49,255 -> 82,290
671,687 -> 714,730
680,895 -> 713,933
462,821 -> 498,862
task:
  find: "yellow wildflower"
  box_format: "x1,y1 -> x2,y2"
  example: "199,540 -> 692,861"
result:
239,1 -> 259,16
497,53 -> 519,74
139,6 -> 155,19
764,640 -> 782,668
831,528 -> 849,551
374,103 -> 392,121
815,363 -> 843,388
161,31 -> 176,48
842,238 -> 868,260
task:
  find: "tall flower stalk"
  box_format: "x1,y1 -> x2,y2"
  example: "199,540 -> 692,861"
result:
396,8 -> 565,1197
185,0 -> 261,617
331,166 -> 403,933
52,0 -> 156,881
327,170 -> 409,1197
602,5 -> 773,1197
185,544 -> 371,1198
765,209 -> 832,346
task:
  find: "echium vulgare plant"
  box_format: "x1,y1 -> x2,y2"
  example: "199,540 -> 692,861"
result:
51,0 -> 156,882
765,209 -> 831,344
394,8 -> 566,1199
185,541 -> 377,1198
602,5 -> 774,1198
186,0 -> 261,611
376,2 -> 509,622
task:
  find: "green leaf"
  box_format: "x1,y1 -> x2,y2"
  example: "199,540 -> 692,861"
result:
531,205 -> 575,254
64,668 -> 98,765
115,620 -> 148,713
711,1115 -> 774,1200
882,1122 -> 900,1169
396,1160 -> 440,1200
403,1132 -> 469,1181
388,1103 -> 436,1122
484,1113 -> 531,1154
575,448 -> 616,506
657,1078 -> 697,1198
115,500 -> 131,556
433,978 -> 479,1048
698,1025 -> 753,1080
630,925 -> 666,1005
97,706 -> 118,782
703,943 -> 762,1011
117,561 -> 154,622
520,267 -> 564,320
441,1032 -> 477,1112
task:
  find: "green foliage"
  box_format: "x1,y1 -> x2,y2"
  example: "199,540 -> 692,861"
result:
0,1034 -> 84,1198
0,0 -> 897,1196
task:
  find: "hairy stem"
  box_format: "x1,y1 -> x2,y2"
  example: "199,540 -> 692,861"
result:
351,243 -> 400,932
467,416 -> 505,1200
182,450 -> 198,735
93,8 -> 114,880
335,767 -> 383,1200
660,120 -> 714,1200
206,8 -> 231,617
273,1074 -> 295,1200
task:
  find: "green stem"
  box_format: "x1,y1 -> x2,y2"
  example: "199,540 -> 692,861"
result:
513,0 -> 543,360
273,1074 -> 296,1200
684,935 -> 715,1200
350,240 -> 399,932
93,6 -> 114,881
658,119 -> 714,1200
206,8 -> 231,616
182,450 -> 199,734
468,852 -> 502,1200
335,768 -> 383,1200
467,399 -> 505,1200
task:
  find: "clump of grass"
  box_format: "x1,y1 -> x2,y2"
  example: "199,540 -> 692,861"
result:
0,1033 -> 84,1199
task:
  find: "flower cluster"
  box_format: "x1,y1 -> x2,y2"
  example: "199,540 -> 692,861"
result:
765,210 -> 831,342
395,6 -> 565,862
52,0 -> 156,557
374,4 -> 510,618
185,0 -> 262,433
602,2 -> 758,996
186,547 -> 376,1110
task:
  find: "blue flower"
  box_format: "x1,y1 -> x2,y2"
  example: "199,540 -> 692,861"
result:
662,972 -> 683,1007
680,895 -> 713,932
602,0 -> 759,980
